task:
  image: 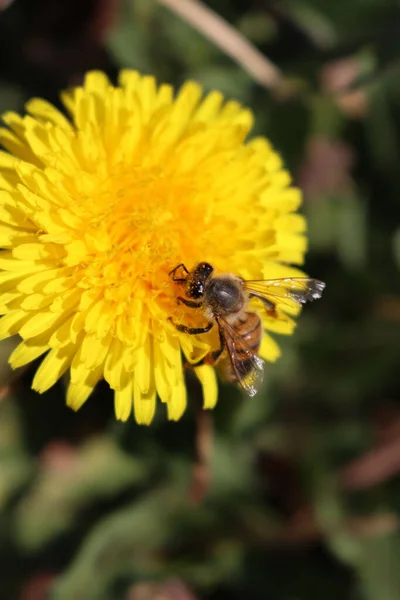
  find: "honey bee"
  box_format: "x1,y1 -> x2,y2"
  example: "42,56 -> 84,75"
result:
169,262 -> 325,397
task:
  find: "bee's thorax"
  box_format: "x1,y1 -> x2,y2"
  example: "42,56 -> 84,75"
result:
204,276 -> 245,316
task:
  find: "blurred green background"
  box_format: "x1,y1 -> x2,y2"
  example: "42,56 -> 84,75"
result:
1,0 -> 400,599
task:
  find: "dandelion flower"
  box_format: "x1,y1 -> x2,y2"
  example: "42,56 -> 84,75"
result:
0,71 -> 308,424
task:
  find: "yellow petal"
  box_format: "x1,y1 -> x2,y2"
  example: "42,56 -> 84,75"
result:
259,333 -> 281,363
194,91 -> 223,122
0,310 -> 30,340
262,313 -> 296,335
194,365 -> 218,409
81,332 -> 112,369
114,377 -> 133,421
2,111 -> 26,137
9,340 -> 48,368
19,310 -> 70,340
13,242 -> 65,261
0,128 -> 40,165
26,98 -> 73,131
167,379 -> 187,421
0,252 -> 54,272
48,315 -> 74,348
133,381 -> 156,425
104,337 -> 126,390
135,334 -> 151,394
84,70 -> 110,94
84,298 -> 114,337
17,267 -> 72,294
154,341 -> 173,404
32,343 -> 76,393
0,224 -> 34,247
66,363 -> 103,411
119,69 -> 141,92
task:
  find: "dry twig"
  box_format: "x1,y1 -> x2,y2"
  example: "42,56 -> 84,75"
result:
340,434 -> 400,490
190,408 -> 213,503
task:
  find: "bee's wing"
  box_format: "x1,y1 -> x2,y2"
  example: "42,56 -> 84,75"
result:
244,278 -> 325,311
217,317 -> 264,397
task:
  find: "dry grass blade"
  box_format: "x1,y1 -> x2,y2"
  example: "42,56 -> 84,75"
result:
157,0 -> 283,90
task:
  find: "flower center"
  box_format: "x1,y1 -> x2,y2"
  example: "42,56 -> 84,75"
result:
70,164 -> 211,318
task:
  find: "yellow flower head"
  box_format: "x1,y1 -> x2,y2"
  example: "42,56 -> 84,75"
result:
0,71 -> 308,424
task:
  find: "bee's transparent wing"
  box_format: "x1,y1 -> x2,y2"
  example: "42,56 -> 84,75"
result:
245,277 -> 325,312
217,317 -> 264,397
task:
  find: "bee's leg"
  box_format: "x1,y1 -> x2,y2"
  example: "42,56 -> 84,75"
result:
210,326 -> 225,362
168,318 -> 213,335
192,327 -> 225,367
177,297 -> 202,308
248,293 -> 278,318
169,263 -> 189,282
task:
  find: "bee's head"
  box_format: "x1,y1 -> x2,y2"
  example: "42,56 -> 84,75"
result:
186,262 -> 214,299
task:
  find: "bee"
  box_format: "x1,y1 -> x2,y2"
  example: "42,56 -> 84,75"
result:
169,262 -> 325,397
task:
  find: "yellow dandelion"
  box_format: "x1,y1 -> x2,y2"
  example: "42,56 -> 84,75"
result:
0,70 -> 312,424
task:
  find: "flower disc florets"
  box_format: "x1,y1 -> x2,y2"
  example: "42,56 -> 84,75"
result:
0,71 -> 307,423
